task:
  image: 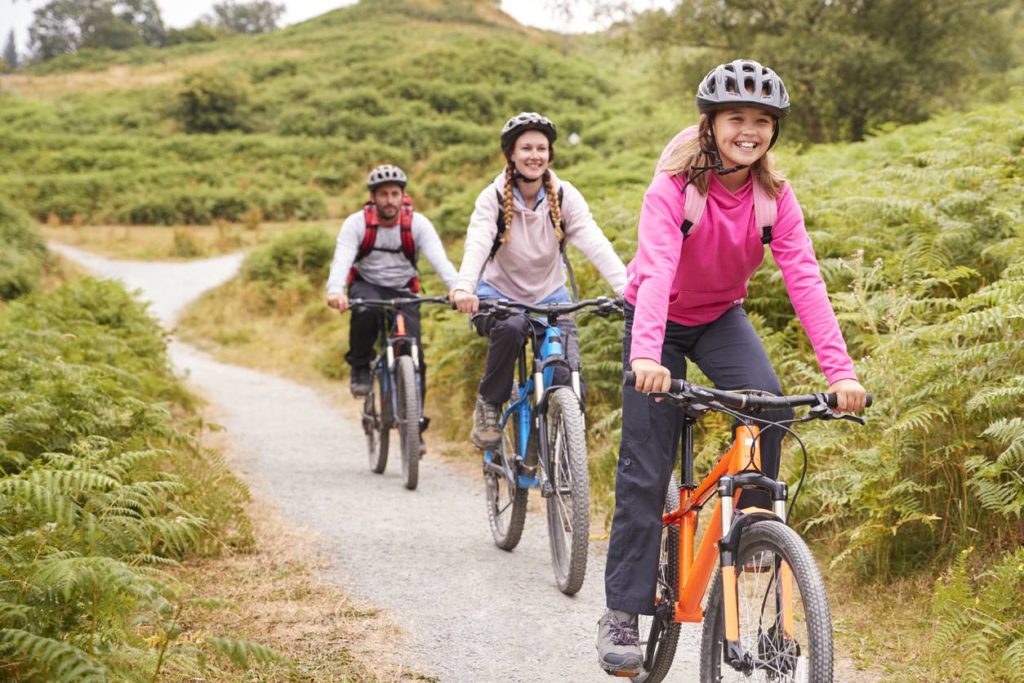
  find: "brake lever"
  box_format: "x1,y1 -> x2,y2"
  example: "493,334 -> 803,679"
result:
804,403 -> 866,425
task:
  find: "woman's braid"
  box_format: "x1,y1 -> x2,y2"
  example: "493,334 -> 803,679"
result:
501,163 -> 515,244
543,171 -> 564,242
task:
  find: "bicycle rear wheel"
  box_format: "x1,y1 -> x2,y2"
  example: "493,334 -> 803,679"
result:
544,387 -> 590,596
364,368 -> 389,474
632,475 -> 682,683
484,404 -> 527,550
396,355 -> 420,491
699,520 -> 833,682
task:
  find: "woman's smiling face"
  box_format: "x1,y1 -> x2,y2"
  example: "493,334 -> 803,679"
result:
712,107 -> 776,169
509,129 -> 550,180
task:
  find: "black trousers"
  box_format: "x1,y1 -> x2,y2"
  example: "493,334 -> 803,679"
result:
472,313 -> 580,405
604,303 -> 793,615
345,279 -> 426,397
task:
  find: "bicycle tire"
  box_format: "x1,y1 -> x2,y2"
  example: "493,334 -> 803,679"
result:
484,403 -> 528,550
396,355 -> 420,491
544,387 -> 590,596
632,475 -> 682,683
365,369 -> 389,474
699,520 -> 833,683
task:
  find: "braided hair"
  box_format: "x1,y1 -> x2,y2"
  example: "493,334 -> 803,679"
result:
499,165 -> 564,247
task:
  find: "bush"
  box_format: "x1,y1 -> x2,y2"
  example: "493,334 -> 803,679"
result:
0,197 -> 47,300
175,68 -> 252,133
241,226 -> 334,287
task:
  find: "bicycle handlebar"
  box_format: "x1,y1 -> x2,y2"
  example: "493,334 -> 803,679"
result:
622,371 -> 873,411
475,296 -> 624,320
349,295 -> 450,310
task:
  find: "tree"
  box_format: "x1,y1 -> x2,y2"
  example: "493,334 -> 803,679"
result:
207,1 -> 285,34
175,68 -> 251,133
2,30 -> 18,69
651,0 -> 1016,142
28,0 -> 165,61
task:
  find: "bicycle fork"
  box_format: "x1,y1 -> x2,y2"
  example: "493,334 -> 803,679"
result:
716,432 -> 796,672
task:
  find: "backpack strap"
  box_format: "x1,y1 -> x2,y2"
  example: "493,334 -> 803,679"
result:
680,182 -> 708,239
752,180 -> 777,245
348,197 -> 422,292
398,194 -> 420,292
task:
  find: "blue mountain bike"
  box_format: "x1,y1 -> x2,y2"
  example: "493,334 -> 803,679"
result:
475,296 -> 622,595
353,295 -> 448,491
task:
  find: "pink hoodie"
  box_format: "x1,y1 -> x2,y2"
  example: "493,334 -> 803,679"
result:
624,170 -> 858,386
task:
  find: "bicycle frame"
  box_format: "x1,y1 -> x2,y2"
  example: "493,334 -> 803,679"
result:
663,415 -> 797,666
485,317 -> 583,493
368,307 -> 421,433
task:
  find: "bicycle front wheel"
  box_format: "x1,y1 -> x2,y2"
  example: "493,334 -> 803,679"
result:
484,405 -> 527,550
633,475 -> 682,683
395,355 -> 420,491
700,520 -> 833,683
364,369 -> 389,474
544,387 -> 590,595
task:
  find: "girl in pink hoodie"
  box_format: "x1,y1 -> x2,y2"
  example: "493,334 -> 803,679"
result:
597,60 -> 868,675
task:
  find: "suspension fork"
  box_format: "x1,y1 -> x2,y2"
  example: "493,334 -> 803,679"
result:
715,427 -> 795,668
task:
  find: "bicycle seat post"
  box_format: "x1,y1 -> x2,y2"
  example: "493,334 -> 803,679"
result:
680,413 -> 698,490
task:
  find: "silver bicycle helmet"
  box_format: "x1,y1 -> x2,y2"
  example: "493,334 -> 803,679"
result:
696,60 -> 790,119
500,112 -> 557,158
366,164 -> 407,191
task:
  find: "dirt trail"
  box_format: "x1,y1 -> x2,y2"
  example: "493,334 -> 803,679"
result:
53,242 -> 880,682
51,242 -> 702,682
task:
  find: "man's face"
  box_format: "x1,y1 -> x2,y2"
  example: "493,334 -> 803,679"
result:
372,184 -> 404,223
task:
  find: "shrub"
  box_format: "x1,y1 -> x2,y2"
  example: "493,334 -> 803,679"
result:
0,197 -> 47,300
175,68 -> 252,133
241,226 -> 334,287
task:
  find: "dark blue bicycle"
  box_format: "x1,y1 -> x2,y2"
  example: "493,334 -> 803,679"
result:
353,295 -> 448,491
475,296 -> 622,595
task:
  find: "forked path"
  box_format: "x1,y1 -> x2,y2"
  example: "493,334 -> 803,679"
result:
52,243 -> 876,682
51,243 -> 700,682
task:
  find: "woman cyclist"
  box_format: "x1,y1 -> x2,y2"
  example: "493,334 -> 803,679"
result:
596,60 -> 868,675
450,112 -> 627,449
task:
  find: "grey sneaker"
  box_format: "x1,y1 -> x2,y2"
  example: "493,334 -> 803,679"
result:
349,366 -> 371,398
471,397 -> 501,449
597,609 -> 643,675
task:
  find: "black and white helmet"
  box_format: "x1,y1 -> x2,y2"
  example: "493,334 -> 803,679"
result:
500,112 -> 557,158
366,164 -> 407,191
696,60 -> 790,119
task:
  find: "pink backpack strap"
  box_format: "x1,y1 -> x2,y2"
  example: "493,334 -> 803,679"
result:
752,179 -> 778,245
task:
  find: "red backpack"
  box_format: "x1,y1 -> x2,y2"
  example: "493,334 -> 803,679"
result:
347,194 -> 420,292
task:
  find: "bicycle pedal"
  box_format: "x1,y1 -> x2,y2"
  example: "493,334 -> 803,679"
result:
540,481 -> 554,497
602,668 -> 641,678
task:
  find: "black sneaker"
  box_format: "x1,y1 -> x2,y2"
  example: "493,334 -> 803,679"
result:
349,366 -> 371,398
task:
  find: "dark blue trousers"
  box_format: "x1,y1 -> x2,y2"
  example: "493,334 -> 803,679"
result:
604,303 -> 793,615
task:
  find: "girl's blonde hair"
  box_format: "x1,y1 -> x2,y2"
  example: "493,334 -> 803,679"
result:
657,113 -> 786,197
499,163 -> 563,245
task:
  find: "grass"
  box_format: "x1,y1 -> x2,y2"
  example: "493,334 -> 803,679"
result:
41,220 -> 336,261
173,411 -> 434,682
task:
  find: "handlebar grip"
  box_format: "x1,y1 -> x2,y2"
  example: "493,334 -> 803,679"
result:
824,393 -> 874,409
622,370 -> 685,393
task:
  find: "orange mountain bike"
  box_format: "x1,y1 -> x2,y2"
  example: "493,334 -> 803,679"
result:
621,371 -> 870,683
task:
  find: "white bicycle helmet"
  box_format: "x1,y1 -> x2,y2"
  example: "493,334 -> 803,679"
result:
696,60 -> 790,119
500,112 -> 557,158
366,164 -> 407,191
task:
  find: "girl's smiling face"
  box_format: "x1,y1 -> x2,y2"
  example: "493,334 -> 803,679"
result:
712,107 -> 776,169
509,130 -> 550,181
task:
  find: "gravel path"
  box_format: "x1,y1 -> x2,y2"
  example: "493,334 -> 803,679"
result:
52,242 -> 877,682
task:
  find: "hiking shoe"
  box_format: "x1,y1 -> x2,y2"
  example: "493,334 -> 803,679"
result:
419,435 -> 427,459
471,397 -> 501,449
597,609 -> 643,675
349,366 -> 371,398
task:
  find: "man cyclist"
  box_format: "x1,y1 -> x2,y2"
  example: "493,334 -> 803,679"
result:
326,164 -> 458,432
